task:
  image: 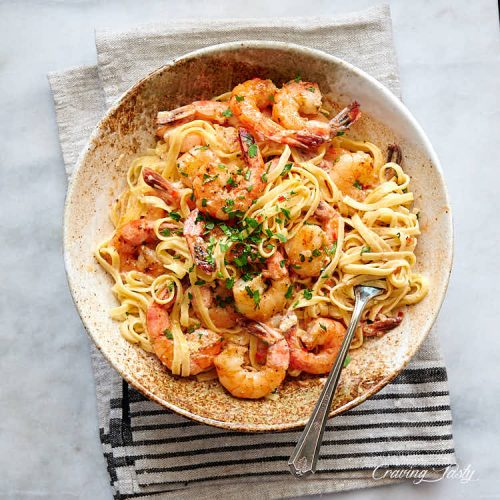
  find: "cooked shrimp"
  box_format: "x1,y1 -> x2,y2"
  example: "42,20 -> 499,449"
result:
273,82 -> 361,146
191,128 -> 267,220
192,284 -> 240,329
157,100 -> 235,126
284,201 -> 339,277
272,81 -> 330,145
230,78 -> 360,149
146,294 -> 222,375
286,318 -> 346,375
321,147 -> 378,200
214,322 -> 289,399
233,251 -> 291,322
183,209 -> 216,274
111,219 -> 164,275
229,79 -> 309,148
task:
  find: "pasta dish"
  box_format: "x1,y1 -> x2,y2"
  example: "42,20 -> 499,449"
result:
95,77 -> 428,400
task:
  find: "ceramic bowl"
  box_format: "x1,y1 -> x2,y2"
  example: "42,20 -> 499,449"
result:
64,41 -> 452,431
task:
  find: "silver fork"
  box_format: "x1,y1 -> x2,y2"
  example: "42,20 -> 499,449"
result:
288,285 -> 384,478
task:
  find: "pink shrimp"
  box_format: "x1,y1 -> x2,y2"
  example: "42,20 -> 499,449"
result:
214,322 -> 289,399
190,128 -> 268,220
111,219 -> 165,275
284,201 -> 340,278
286,318 -> 346,375
192,285 -> 240,329
229,78 -> 360,149
157,100 -> 235,126
146,294 -> 222,376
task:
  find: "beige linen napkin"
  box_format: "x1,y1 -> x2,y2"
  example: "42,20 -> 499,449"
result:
49,5 -> 455,499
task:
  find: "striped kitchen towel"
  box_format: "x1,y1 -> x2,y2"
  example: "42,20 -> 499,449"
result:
48,5 -> 455,499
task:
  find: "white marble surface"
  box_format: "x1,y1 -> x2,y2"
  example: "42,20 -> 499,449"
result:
0,0 -> 499,498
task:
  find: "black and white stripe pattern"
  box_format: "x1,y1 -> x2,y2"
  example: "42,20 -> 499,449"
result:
48,5 -> 456,499
93,355 -> 454,499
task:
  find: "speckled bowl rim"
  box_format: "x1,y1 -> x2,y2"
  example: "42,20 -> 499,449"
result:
64,41 -> 453,432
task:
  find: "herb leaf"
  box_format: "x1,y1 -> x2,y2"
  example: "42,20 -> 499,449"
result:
248,144 -> 258,158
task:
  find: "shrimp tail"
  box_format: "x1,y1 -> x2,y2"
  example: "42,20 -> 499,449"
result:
157,105 -> 195,125
329,101 -> 361,135
362,311 -> 403,337
387,143 -> 403,164
293,132 -> 329,148
183,209 -> 216,274
143,168 -> 183,207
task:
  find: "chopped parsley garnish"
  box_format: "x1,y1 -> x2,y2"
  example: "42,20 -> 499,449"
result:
281,162 -> 293,176
246,185 -> 254,192
169,211 -> 181,221
353,180 -> 363,190
280,259 -> 286,268
312,248 -> 322,257
343,354 -> 351,368
303,289 -> 313,300
294,75 -> 302,82
245,217 -> 259,229
163,329 -> 173,340
244,286 -> 261,308
360,246 -> 371,255
222,108 -> 233,117
244,170 -> 251,181
202,173 -> 219,185
326,241 -> 338,256
225,277 -> 235,289
160,228 -> 171,237
226,177 -> 238,187
268,94 -> 275,102
235,95 -> 244,102
336,131 -> 345,137
194,279 -> 206,286
276,233 -> 287,243
218,163 -> 226,170
285,285 -> 293,300
319,323 -> 327,331
201,198 -> 207,207
281,207 -> 291,220
261,173 -> 268,182
307,86 -> 315,92
248,143 -> 258,158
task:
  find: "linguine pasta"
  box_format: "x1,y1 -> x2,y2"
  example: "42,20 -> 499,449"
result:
95,77 -> 428,398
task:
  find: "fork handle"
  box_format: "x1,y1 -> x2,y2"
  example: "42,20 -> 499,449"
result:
287,287 -> 377,478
